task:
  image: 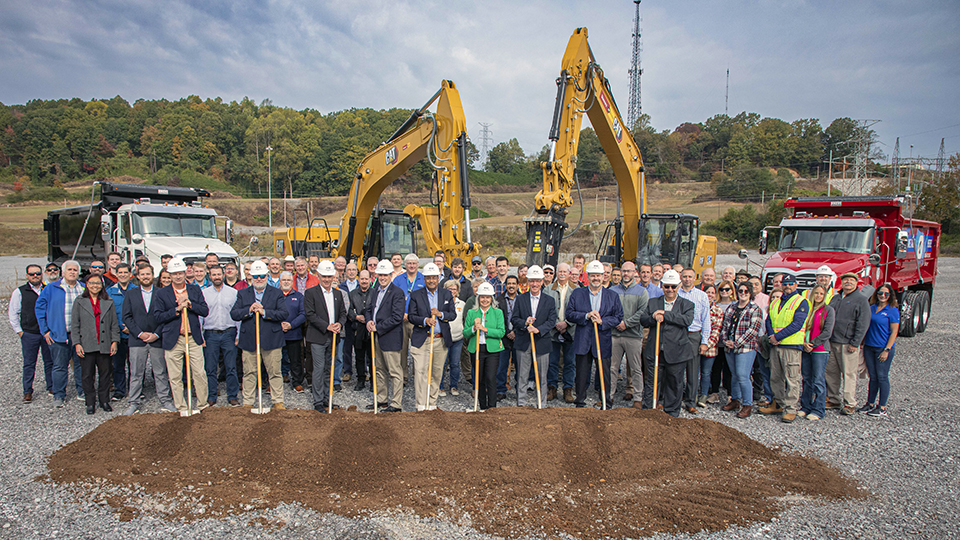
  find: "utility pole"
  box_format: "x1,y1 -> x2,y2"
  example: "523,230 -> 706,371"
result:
892,138 -> 900,191
936,138 -> 945,183
266,146 -> 273,228
627,0 -> 643,130
827,149 -> 833,196
477,122 -> 493,170
725,68 -> 729,117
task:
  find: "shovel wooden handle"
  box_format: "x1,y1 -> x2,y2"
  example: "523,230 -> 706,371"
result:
593,319 -> 606,411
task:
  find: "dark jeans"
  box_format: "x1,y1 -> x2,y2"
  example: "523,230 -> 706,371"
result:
111,338 -> 129,397
800,350 -> 828,416
51,338 -> 83,400
477,345 -> 499,409
342,324 -> 354,375
284,339 -> 303,387
710,347 -> 731,395
683,331 -> 701,406
548,338 -> 576,389
21,332 -> 52,394
80,351 -> 111,407
353,329 -> 371,383
575,352 -> 611,407
441,339 -> 462,390
203,328 -> 238,401
863,345 -> 895,407
496,341 -> 515,394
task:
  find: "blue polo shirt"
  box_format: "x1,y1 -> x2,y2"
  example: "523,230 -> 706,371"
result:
864,304 -> 900,350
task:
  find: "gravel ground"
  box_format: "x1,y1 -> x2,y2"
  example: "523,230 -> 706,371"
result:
0,254 -> 957,539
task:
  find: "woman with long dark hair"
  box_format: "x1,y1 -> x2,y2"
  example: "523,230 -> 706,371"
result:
697,284 -> 724,407
861,284 -> 900,417
719,282 -> 763,418
157,269 -> 172,288
71,275 -> 119,414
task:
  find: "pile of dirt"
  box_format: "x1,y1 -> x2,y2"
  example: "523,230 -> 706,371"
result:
46,408 -> 862,539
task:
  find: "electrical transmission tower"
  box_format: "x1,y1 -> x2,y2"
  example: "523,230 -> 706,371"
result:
936,138 -> 945,182
891,137 -> 900,191
725,68 -> 729,116
477,122 -> 493,170
853,119 -> 881,195
627,0 -> 643,131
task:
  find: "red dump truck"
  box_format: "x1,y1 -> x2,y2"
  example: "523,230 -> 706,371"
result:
759,196 -> 939,337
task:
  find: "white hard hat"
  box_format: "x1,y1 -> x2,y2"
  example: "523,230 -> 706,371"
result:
376,260 -> 394,275
167,257 -> 187,273
585,260 -> 605,274
477,282 -> 495,296
284,255 -> 295,262
250,260 -> 268,275
527,265 -> 544,279
661,269 -> 681,286
816,265 -> 833,276
423,263 -> 442,276
318,260 -> 337,277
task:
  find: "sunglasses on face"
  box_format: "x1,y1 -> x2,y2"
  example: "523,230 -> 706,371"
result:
738,289 -> 750,294
90,265 -> 104,269
877,291 -> 890,297
251,274 -> 267,279
27,271 -> 42,276
662,284 -> 678,289
719,287 -> 731,292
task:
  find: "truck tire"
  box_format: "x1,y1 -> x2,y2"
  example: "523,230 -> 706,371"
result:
899,291 -> 918,338
916,290 -> 931,333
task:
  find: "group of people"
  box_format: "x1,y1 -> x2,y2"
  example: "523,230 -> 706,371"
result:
10,251 -> 902,420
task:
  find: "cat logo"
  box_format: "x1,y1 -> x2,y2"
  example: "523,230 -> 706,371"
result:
385,146 -> 398,166
611,117 -> 623,142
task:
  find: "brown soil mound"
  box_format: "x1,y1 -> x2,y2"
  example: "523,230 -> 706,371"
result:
47,408 -> 861,539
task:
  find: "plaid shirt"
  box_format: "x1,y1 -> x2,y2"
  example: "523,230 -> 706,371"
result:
719,301 -> 763,353
63,281 -> 84,332
704,303 -> 724,357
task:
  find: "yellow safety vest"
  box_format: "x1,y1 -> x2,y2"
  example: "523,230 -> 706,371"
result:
769,293 -> 808,346
804,287 -> 835,305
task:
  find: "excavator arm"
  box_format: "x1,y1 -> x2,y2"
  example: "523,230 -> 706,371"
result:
335,80 -> 480,263
525,27 -> 646,268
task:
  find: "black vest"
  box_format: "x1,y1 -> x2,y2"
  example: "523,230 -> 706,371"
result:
18,283 -> 41,334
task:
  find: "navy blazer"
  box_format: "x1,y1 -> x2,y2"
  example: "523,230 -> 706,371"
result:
640,295 -> 695,365
231,286 -> 289,352
565,286 -> 623,358
511,291 -> 557,355
303,285 -> 347,346
122,286 -> 162,348
281,289 -> 306,341
363,283 -> 405,351
152,284 -> 209,350
409,286 -> 456,349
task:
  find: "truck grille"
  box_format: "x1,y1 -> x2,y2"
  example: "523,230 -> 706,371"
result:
765,272 -> 818,292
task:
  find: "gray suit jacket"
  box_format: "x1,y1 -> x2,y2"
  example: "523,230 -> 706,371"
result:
71,296 -> 120,354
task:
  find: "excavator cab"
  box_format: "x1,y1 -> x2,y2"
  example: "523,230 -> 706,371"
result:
636,213 -> 700,269
362,209 -> 418,261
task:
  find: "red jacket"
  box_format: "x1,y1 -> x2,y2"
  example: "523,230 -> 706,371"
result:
294,273 -> 320,293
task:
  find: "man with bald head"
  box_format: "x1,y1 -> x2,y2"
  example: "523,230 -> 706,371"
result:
699,267 -> 716,291
721,266 -> 736,285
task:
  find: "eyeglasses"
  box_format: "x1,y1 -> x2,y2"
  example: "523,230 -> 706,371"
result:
738,289 -> 751,294
251,274 -> 267,279
877,291 -> 890,297
27,271 -> 42,276
662,284 -> 678,289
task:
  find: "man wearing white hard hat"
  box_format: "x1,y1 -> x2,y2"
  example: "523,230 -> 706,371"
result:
640,269 -> 695,416
231,260 -> 289,409
565,260 -> 623,408
510,265 -> 557,408
151,257 -> 210,414
304,261 -> 347,412
805,265 -> 836,305
365,260 -> 407,412
408,263 -> 456,410
393,253 -> 425,384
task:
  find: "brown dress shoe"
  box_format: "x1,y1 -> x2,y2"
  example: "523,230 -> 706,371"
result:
685,406 -> 698,414
781,412 -> 797,423
722,399 -> 741,411
546,386 -> 557,401
563,388 -> 575,403
632,401 -> 643,409
759,403 -> 783,414
23,393 -> 33,403
656,403 -> 663,410
294,385 -> 305,393
273,403 -> 286,410
623,392 -> 634,402
736,405 -> 752,418
825,399 -> 841,409
229,398 -> 240,407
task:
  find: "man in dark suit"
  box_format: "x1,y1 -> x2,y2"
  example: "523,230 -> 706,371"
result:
566,260 -> 623,409
231,260 -> 289,409
408,263 -> 456,411
151,257 -> 209,415
640,269 -> 695,417
495,275 -> 521,400
348,270 -> 374,391
364,260 -> 406,412
304,261 -> 347,412
511,265 -> 557,408
122,263 -> 176,414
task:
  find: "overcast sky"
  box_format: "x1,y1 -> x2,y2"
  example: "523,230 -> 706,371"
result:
2,0 -> 958,164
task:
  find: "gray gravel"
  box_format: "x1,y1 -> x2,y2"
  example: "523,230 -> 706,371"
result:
0,253 -> 957,539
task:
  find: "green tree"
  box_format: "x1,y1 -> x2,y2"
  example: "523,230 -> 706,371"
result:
486,138 -> 526,174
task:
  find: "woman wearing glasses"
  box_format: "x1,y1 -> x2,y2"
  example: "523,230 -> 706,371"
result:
719,282 -> 763,418
799,285 -> 835,421
860,284 -> 900,417
706,279 -> 737,405
71,274 -> 120,414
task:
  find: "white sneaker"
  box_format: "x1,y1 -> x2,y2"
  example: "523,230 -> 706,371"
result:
807,413 -> 821,421
450,388 -> 459,396
76,395 -> 85,401
438,389 -> 447,397
796,411 -> 807,418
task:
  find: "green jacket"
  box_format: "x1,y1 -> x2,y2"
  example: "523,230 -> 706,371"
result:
463,306 -> 505,353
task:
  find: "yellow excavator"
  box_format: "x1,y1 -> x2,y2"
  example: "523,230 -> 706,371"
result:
525,28 -> 716,275
274,80 -> 480,263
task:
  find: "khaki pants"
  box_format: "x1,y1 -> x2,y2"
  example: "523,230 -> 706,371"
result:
826,342 -> 860,407
375,340 -> 404,408
164,336 -> 208,412
613,335 -> 643,399
400,320 -> 413,381
769,346 -> 802,414
242,347 -> 283,406
411,335 -> 447,411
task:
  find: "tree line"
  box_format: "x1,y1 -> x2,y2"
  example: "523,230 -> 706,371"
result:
0,94 -> 879,199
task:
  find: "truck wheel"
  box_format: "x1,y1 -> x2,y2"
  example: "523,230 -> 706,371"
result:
899,292 -> 918,338
916,290 -> 931,333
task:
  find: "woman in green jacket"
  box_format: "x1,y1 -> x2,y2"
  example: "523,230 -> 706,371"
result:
463,283 -> 505,409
